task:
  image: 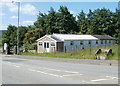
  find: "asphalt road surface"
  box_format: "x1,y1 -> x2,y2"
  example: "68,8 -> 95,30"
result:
1,54 -> 118,84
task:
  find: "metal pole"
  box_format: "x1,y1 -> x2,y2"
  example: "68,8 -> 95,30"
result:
12,1 -> 20,55
39,11 -> 41,38
17,2 -> 20,55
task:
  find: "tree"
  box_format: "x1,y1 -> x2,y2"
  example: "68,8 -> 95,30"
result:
58,6 -> 79,33
19,26 -> 28,46
23,28 -> 43,44
45,7 -> 59,34
34,6 -> 79,34
77,8 -> 119,38
2,25 -> 17,46
34,12 -> 47,35
77,10 -> 87,34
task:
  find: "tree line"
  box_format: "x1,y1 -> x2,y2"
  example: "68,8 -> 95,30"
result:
2,6 -> 119,49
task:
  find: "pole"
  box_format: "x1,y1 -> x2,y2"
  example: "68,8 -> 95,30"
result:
17,2 -> 20,55
39,11 -> 41,38
12,1 -> 20,55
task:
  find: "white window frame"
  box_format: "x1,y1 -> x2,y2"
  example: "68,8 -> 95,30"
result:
51,42 -> 56,47
38,41 -> 43,46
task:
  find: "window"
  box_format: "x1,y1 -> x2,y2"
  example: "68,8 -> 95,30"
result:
51,42 -> 55,46
101,40 -> 103,44
44,42 -> 49,48
80,41 -> 83,45
39,42 -> 42,46
47,43 -> 49,48
96,40 -> 98,44
70,41 -> 74,45
105,40 -> 107,44
88,40 -> 91,44
109,40 -> 111,43
44,42 -> 46,48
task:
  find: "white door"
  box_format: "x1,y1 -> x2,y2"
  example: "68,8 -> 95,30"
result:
44,42 -> 50,52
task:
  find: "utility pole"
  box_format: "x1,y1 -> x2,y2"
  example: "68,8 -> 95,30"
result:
12,1 -> 20,55
39,11 -> 41,38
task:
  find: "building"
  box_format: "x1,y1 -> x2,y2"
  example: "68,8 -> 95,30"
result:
36,33 -> 116,53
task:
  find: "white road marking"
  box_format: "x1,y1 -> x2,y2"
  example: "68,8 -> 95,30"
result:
63,71 -> 79,74
3,62 -> 79,74
82,80 -> 86,82
28,68 -> 63,78
111,77 -> 118,79
38,67 -> 79,74
7,62 -> 11,64
91,76 -> 118,82
13,65 -> 20,67
3,61 -> 80,77
28,68 -> 83,78
91,79 -> 107,82
62,74 -> 83,77
106,76 -> 118,79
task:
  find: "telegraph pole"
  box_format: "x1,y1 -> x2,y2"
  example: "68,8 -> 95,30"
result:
12,1 -> 20,55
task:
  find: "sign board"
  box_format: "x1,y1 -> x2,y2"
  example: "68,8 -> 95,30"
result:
4,43 -> 7,50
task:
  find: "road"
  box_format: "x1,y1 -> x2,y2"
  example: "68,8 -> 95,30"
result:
1,54 -> 118,84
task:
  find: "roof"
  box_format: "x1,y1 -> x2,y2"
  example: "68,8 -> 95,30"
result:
37,34 -> 115,42
92,35 -> 114,40
36,35 -> 61,42
52,34 -> 98,41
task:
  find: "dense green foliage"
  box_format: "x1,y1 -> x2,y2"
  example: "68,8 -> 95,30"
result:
2,6 -> 119,48
34,6 -> 79,34
2,25 -> 17,46
2,25 -> 28,47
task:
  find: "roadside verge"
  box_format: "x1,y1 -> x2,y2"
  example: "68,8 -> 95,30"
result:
1,54 -> 118,66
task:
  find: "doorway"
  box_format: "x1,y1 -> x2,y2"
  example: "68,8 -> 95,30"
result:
44,42 -> 50,52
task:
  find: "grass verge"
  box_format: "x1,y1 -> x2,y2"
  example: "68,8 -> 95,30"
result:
20,44 -> 119,60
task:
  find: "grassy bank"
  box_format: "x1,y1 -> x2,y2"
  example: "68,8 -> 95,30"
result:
20,44 -> 118,60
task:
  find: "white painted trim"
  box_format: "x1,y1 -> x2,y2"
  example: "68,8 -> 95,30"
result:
36,35 -> 57,42
43,41 -> 50,53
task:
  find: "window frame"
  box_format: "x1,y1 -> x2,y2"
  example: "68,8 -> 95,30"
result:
80,41 -> 83,45
96,40 -> 98,44
39,42 -> 43,46
101,40 -> 103,44
51,42 -> 55,47
88,40 -> 91,44
70,41 -> 74,46
109,40 -> 111,43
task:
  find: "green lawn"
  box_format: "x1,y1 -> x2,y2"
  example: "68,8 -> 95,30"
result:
21,44 -> 119,60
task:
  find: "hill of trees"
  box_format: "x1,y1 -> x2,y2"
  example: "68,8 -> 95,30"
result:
2,6 -> 119,49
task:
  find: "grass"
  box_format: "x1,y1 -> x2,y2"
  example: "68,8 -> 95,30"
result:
20,44 -> 119,60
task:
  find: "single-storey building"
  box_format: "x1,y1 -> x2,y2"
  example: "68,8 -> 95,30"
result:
36,33 -> 116,53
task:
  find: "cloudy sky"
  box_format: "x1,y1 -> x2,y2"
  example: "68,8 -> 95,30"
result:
0,0 -> 119,30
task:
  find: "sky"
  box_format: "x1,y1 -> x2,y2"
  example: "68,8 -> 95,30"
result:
0,1 -> 119,30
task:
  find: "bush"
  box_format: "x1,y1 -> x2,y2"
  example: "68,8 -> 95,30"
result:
22,43 -> 37,51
